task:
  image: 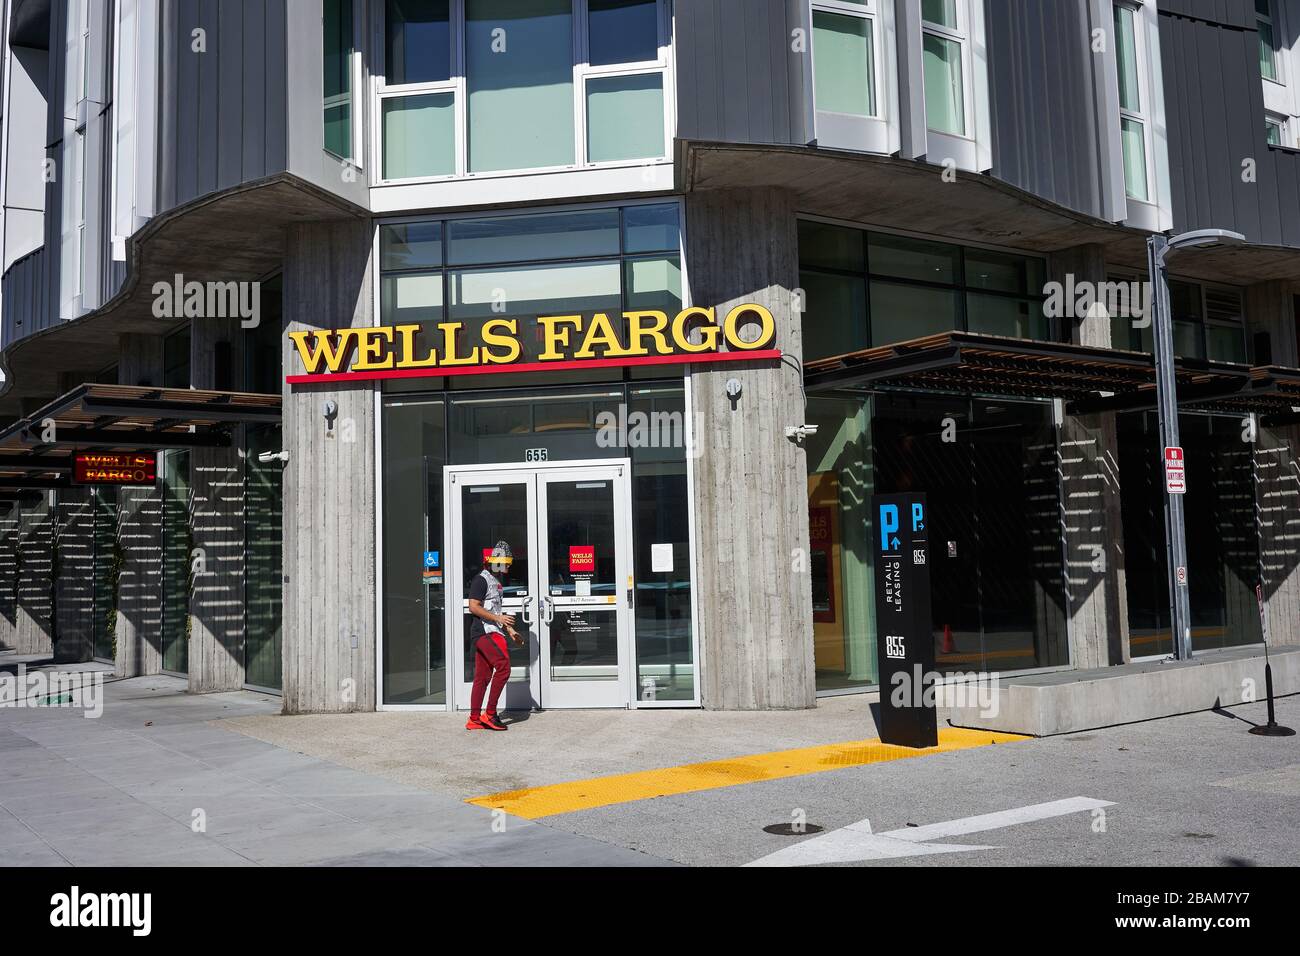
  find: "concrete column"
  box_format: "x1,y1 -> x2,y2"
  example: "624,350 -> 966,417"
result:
685,188 -> 815,710
14,492 -> 55,656
114,333 -> 164,677
53,488 -> 95,662
1052,244 -> 1130,666
188,318 -> 247,693
0,504 -> 18,650
1247,281 -> 1300,646
280,220 -> 376,714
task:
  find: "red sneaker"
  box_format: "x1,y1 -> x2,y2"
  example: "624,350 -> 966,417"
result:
465,715 -> 485,730
479,713 -> 508,732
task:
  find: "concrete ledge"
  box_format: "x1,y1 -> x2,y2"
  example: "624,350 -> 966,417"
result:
947,646 -> 1300,736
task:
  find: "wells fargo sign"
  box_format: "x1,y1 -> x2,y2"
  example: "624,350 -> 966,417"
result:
285,304 -> 780,384
74,454 -> 157,486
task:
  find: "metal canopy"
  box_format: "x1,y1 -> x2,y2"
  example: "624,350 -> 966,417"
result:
802,331 -> 1273,417
0,383 -> 281,490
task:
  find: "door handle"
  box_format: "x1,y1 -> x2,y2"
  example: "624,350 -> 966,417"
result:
541,596 -> 555,624
520,598 -> 536,626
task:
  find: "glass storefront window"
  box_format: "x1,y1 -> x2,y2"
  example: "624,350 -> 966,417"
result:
160,450 -> 190,675
868,233 -> 959,284
245,425 -> 284,691
869,281 -> 959,342
623,203 -> 680,253
1119,412 -> 1262,655
381,397 -> 448,704
797,220 -> 1050,348
806,393 -> 876,691
381,383 -> 695,705
447,209 -> 620,265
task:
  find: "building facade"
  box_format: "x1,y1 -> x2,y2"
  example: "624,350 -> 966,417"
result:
0,0 -> 1296,713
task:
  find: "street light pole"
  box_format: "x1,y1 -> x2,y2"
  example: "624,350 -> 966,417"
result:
1147,228 -> 1246,662
1147,235 -> 1192,661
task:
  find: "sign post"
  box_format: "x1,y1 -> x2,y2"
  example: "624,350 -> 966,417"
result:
872,492 -> 937,748
1251,584 -> 1296,737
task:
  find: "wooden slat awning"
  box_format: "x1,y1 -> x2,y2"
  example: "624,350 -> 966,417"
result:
802,331 -> 1279,417
0,383 -> 281,490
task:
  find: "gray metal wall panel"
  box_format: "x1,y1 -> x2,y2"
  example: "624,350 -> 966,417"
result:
156,0 -> 288,215
1161,0 -> 1253,29
986,0 -> 1104,219
1158,7 -> 1300,247
674,0 -> 796,145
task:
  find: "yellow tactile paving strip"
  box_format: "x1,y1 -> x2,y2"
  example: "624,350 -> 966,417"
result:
467,727 -> 1028,819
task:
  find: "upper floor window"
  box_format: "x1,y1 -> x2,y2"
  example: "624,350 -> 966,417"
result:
921,0 -> 967,136
1113,1 -> 1150,203
1267,113 -> 1287,145
1259,0 -> 1280,82
324,0 -> 357,160
811,1 -> 878,119
378,0 -> 669,183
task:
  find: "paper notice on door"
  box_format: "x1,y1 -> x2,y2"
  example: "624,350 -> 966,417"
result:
651,543 -> 673,573
575,579 -> 592,597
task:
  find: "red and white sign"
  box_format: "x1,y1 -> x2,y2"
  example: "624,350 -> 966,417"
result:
1164,446 -> 1186,494
1176,566 -> 1188,586
569,545 -> 595,574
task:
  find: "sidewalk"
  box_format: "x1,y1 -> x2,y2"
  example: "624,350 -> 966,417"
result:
0,656 -> 665,867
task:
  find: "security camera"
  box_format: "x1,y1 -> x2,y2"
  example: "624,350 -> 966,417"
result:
784,424 -> 819,442
257,450 -> 289,464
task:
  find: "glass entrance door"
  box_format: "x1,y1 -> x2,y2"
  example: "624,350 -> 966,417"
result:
446,460 -> 633,710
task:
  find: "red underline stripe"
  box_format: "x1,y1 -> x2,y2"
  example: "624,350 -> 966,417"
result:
285,349 -> 784,384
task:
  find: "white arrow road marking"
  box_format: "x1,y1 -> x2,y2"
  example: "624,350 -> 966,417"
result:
745,796 -> 1115,867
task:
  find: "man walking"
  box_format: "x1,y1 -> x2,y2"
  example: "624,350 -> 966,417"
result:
466,541 -> 524,732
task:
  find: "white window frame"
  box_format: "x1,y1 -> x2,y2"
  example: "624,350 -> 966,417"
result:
1259,0 -> 1283,87
1110,0 -> 1171,231
1266,111 -> 1289,146
920,0 -> 973,138
1114,1 -> 1153,203
917,0 -> 991,172
372,0 -> 673,186
809,0 -> 896,154
322,0 -> 365,166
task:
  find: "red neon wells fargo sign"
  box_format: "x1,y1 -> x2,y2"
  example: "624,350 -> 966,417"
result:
285,304 -> 781,384
74,454 -> 157,486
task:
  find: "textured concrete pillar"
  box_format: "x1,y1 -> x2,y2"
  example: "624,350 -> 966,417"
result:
1051,244 -> 1130,666
14,493 -> 55,656
53,488 -> 95,662
281,220 -> 376,714
0,504 -> 18,650
115,333 -> 165,677
188,318 -> 247,693
1255,424 -> 1300,646
685,188 -> 815,710
1247,282 -> 1300,645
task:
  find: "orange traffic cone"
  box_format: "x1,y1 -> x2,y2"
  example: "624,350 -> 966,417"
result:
941,624 -> 956,655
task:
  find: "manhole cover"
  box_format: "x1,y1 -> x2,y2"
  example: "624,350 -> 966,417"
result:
762,823 -> 824,836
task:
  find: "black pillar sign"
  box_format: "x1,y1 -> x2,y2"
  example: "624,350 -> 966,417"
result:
872,493 -> 937,748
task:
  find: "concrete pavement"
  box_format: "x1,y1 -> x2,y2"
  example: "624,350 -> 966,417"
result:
3,651 -> 1297,867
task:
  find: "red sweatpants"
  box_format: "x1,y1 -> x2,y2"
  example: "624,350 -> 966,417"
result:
470,633 -> 510,718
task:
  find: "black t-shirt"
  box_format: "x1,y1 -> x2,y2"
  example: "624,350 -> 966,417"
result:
468,573 -> 488,640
